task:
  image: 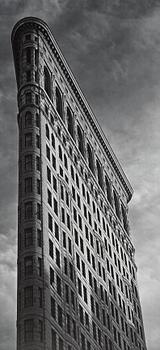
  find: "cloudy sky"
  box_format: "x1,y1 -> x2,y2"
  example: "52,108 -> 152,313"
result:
0,0 -> 160,349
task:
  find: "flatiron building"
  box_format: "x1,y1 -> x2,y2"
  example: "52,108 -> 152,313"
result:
12,17 -> 147,350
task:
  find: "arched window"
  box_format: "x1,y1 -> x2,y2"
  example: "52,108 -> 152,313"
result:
25,111 -> 32,128
45,124 -> 50,140
113,190 -> 121,220
87,143 -> 94,174
77,125 -> 84,156
67,107 -> 74,138
105,176 -> 112,206
96,159 -> 104,189
121,204 -> 128,233
56,87 -> 63,119
44,66 -> 51,99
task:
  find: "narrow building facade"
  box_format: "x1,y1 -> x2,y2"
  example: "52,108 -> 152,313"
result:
12,17 -> 147,350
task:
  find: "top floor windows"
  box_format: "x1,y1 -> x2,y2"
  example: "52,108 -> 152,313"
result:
56,87 -> 63,119
96,159 -> 104,190
44,66 -> 51,99
77,124 -> 84,156
67,107 -> 74,138
105,176 -> 112,206
113,190 -> 121,220
87,143 -> 94,174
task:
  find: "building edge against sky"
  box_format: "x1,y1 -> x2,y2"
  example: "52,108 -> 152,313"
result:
11,17 -> 147,350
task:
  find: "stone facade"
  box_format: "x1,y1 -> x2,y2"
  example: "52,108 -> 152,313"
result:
12,17 -> 147,350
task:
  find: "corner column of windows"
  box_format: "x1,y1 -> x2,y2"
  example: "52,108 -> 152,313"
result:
17,99 -> 43,348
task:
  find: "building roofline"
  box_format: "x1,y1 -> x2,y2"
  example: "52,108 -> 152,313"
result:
11,16 -> 133,202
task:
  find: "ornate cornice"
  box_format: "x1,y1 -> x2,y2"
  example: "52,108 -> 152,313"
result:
11,16 -> 133,202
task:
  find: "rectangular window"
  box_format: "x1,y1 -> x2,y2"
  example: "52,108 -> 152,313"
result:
49,239 -> 53,258
51,329 -> 56,349
71,290 -> 75,310
24,286 -> 33,307
56,248 -> 60,267
74,229 -> 78,245
48,213 -> 53,231
38,320 -> 43,342
78,278 -> 82,296
25,154 -> 32,171
55,222 -> 59,240
38,287 -> 43,308
53,175 -> 57,191
69,262 -> 74,282
54,198 -> 58,215
78,215 -> 82,230
83,285 -> 88,303
37,203 -> 41,220
58,305 -> 63,327
76,253 -> 80,270
57,275 -> 62,296
47,166 -> 51,182
80,237 -> 84,253
25,92 -> 32,104
46,145 -> 50,160
50,266 -> 54,285
51,297 -> 56,318
25,133 -> 32,148
64,257 -> 67,275
65,284 -> 69,303
24,227 -> 33,247
36,135 -> 40,149
92,321 -> 97,340
48,189 -> 52,207
25,202 -> 33,219
26,71 -> 31,82
24,256 -> 33,277
67,214 -> 70,230
66,314 -> 71,334
61,208 -> 65,223
79,305 -> 84,324
37,179 -> 41,194
82,260 -> 86,277
68,237 -> 72,255
52,154 -> 56,169
37,229 -> 42,247
24,319 -> 33,342
38,257 -> 42,276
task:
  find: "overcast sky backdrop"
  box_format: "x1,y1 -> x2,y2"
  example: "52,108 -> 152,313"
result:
0,1 -> 160,349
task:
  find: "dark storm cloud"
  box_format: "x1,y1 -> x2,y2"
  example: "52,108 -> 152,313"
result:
0,1 -> 160,349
